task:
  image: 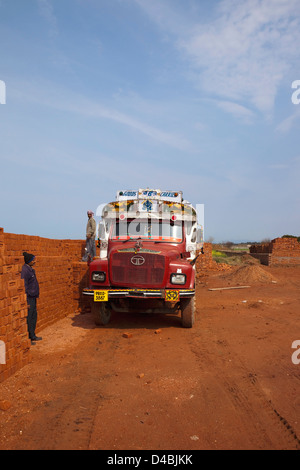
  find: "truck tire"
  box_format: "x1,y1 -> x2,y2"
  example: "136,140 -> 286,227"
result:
180,297 -> 195,328
92,302 -> 112,326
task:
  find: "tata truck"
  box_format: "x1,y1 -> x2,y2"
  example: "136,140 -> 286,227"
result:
83,189 -> 198,328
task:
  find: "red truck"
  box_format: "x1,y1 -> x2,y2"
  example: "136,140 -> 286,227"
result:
83,189 -> 199,328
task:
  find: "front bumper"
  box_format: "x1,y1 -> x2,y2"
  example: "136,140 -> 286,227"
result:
83,287 -> 195,301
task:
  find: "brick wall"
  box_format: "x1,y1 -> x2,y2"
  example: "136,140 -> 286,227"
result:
196,243 -> 214,272
195,243 -> 230,275
0,228 -> 89,383
250,237 -> 300,266
73,262 -> 90,311
0,235 -> 220,383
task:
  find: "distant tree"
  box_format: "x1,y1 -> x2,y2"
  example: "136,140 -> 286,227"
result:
261,238 -> 271,243
224,241 -> 234,249
282,234 -> 300,243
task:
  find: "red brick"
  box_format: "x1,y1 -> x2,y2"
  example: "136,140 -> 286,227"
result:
0,228 -> 89,383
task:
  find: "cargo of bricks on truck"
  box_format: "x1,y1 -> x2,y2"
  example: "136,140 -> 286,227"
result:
83,189 -> 199,328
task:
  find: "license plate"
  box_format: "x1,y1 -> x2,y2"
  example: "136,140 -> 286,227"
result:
94,290 -> 108,302
165,290 -> 179,301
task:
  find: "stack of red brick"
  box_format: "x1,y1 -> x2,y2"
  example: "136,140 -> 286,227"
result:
0,229 -> 89,383
195,243 -> 231,276
249,243 -> 272,254
196,243 -> 215,273
73,262 -> 90,311
250,237 -> 300,266
0,229 -> 31,381
270,237 -> 300,266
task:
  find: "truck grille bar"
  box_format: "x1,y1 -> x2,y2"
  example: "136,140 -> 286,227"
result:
111,252 -> 165,286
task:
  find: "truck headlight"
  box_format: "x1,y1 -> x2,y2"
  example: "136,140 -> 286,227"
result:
92,271 -> 106,282
170,273 -> 186,285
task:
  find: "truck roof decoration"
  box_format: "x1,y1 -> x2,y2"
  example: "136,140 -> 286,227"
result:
101,189 -> 197,221
117,189 -> 183,203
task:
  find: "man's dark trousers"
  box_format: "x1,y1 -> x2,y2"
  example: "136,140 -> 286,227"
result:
27,297 -> 38,340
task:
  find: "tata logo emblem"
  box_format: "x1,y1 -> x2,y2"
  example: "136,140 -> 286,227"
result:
131,255 -> 145,266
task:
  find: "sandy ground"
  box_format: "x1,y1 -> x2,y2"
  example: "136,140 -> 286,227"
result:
0,263 -> 299,450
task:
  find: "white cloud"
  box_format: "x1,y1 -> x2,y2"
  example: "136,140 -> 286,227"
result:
136,0 -> 300,117
194,121 -> 206,132
276,107 -> 300,134
11,79 -> 192,151
58,98 -> 192,151
181,0 -> 300,114
37,0 -> 58,37
215,100 -> 255,122
268,163 -> 289,169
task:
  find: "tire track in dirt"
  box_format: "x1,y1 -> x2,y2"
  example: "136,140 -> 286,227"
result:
1,266 -> 300,450
190,329 -> 300,450
270,406 -> 300,447
0,317 -> 122,450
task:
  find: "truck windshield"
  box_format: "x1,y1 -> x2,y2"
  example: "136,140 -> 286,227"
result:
111,219 -> 183,243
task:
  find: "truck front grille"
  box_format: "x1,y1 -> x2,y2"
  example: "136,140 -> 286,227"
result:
111,252 -> 165,286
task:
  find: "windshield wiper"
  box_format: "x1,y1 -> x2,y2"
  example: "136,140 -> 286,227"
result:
122,237 -> 133,243
123,236 -> 143,243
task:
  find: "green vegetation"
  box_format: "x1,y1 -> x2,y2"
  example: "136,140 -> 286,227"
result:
212,250 -> 245,266
282,235 -> 300,243
212,250 -> 226,258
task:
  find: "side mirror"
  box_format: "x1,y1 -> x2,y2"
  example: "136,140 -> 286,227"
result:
191,227 -> 197,243
98,221 -> 106,240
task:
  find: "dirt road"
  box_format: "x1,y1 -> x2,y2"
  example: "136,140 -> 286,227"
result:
0,264 -> 300,450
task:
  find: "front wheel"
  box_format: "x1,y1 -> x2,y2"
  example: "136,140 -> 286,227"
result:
180,297 -> 195,328
92,302 -> 112,326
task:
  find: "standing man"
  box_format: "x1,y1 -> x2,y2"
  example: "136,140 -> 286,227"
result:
82,210 -> 96,262
21,252 -> 42,345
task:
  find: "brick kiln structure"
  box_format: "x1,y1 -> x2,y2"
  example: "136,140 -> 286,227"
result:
0,228 -> 90,383
0,230 -> 216,383
250,237 -> 300,266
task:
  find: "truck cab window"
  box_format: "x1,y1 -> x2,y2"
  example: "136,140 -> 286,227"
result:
111,220 -> 183,242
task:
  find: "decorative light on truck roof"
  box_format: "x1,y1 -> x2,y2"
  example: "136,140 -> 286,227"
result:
102,202 -> 196,218
117,189 -> 183,203
119,190 -> 138,198
161,191 -> 178,198
141,190 -> 158,197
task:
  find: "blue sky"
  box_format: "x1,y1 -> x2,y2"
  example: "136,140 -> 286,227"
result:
0,0 -> 300,242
